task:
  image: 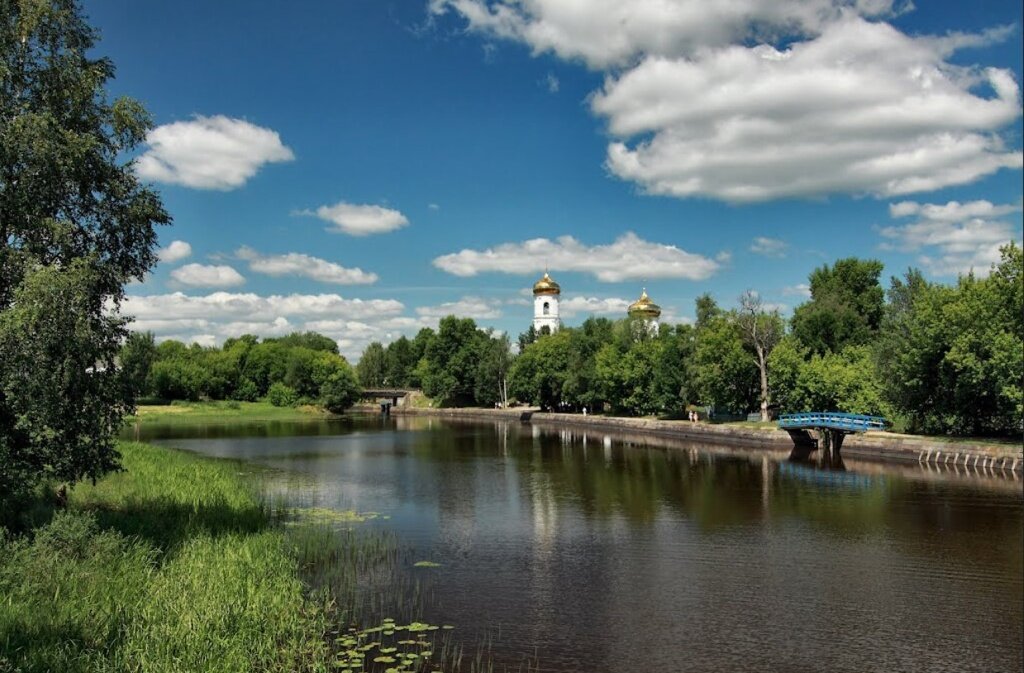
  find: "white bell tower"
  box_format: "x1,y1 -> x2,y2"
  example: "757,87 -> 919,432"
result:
532,271 -> 560,335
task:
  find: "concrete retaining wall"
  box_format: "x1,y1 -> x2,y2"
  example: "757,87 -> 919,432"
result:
388,407 -> 1022,473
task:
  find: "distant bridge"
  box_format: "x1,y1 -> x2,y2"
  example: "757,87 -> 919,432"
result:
778,412 -> 889,457
360,388 -> 419,412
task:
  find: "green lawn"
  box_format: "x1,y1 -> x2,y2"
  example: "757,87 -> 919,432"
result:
128,400 -> 338,425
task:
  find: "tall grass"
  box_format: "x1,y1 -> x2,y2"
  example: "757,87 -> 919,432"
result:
0,442 -> 333,672
0,441 -> 529,673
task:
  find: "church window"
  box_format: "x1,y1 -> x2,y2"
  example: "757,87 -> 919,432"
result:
543,302 -> 550,315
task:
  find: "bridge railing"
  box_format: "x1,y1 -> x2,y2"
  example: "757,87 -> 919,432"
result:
778,411 -> 889,432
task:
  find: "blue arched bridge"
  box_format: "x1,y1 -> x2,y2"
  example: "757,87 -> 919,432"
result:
778,412 -> 889,456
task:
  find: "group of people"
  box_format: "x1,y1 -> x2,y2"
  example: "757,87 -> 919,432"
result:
688,410 -> 701,423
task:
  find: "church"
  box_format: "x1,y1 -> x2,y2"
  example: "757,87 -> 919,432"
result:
531,271 -> 661,333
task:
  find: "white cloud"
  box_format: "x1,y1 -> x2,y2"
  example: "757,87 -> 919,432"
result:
158,240 -> 192,263
559,296 -> 631,317
430,0 -> 904,69
123,292 -> 404,322
880,198 -> 1022,276
433,232 -> 720,282
136,115 -> 294,190
542,72 -> 559,92
593,17 -> 1021,202
121,292 -> 409,360
169,264 -> 246,288
303,202 -> 410,236
436,1 -> 1021,203
428,203 -> 441,210
415,296 -> 504,320
235,246 -> 378,285
749,237 -> 789,257
782,283 -> 812,298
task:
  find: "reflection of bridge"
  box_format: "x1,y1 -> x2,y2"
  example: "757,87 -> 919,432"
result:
361,388 -> 418,412
779,412 -> 889,458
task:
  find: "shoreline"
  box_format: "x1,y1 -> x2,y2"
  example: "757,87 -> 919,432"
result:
391,406 -> 1023,474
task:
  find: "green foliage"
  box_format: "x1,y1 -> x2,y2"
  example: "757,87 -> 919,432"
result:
119,331 -> 158,399
420,316 -> 500,407
877,244 -> 1023,435
0,442 -> 332,672
770,344 -> 890,415
1,0 -> 170,513
0,264 -> 129,504
133,331 -> 359,412
267,382 -> 299,407
791,258 -> 884,355
356,341 -> 387,386
320,366 -> 360,413
692,312 -> 759,413
266,331 -> 338,354
509,328 -> 573,409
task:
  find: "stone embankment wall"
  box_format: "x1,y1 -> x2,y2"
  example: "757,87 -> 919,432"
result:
388,407 -> 1022,473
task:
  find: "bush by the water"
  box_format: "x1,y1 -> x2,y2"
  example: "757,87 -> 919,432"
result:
268,382 -> 299,407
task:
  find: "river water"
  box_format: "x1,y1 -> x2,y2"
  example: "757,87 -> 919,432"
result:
131,415 -> 1023,673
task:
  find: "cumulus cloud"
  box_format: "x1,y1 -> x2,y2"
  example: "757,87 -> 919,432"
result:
433,232 -> 720,282
880,198 -> 1022,276
169,264 -> 246,288
558,296 -> 631,317
120,292 -> 409,359
436,2 -> 1021,202
593,17 -> 1021,202
136,115 -> 294,190
235,246 -> 378,285
749,237 -> 789,258
302,202 -> 410,236
123,292 -> 404,322
415,296 -> 504,320
430,0 -> 904,69
782,283 -> 812,298
157,240 -> 192,263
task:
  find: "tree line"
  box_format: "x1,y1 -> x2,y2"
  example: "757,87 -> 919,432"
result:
356,245 -> 1021,436
121,331 -> 361,412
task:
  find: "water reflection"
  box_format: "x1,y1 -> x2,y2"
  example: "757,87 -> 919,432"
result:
135,415 -> 1024,673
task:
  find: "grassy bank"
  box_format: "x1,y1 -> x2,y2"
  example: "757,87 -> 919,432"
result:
0,442 -> 359,673
129,400 -> 338,425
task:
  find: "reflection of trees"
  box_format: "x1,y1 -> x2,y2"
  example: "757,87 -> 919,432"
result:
393,417 -> 1022,561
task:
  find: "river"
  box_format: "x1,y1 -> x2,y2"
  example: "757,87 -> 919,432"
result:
130,414 -> 1023,673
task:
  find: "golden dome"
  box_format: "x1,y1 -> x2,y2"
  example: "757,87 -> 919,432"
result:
628,289 -> 661,319
532,271 -> 561,295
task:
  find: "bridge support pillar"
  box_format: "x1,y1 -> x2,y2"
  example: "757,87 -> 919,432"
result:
820,428 -> 846,459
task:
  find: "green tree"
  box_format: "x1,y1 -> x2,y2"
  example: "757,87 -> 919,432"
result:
270,331 -> 338,354
1,0 -> 170,511
356,342 -> 387,387
119,331 -> 157,400
692,312 -> 758,414
384,336 -> 417,388
878,245 -> 1023,435
791,258 -> 884,355
421,316 -> 488,406
319,363 -> 360,413
474,332 -> 513,407
508,328 -> 573,410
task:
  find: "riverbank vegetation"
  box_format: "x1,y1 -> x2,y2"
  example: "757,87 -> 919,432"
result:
0,442 -> 473,672
0,442 -> 331,672
122,331 -> 361,413
355,245 -> 1022,437
128,400 -> 339,424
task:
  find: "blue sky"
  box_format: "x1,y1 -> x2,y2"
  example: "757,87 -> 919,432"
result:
91,0 -> 1023,359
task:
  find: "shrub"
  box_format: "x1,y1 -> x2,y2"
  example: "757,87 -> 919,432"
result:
267,383 -> 298,407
